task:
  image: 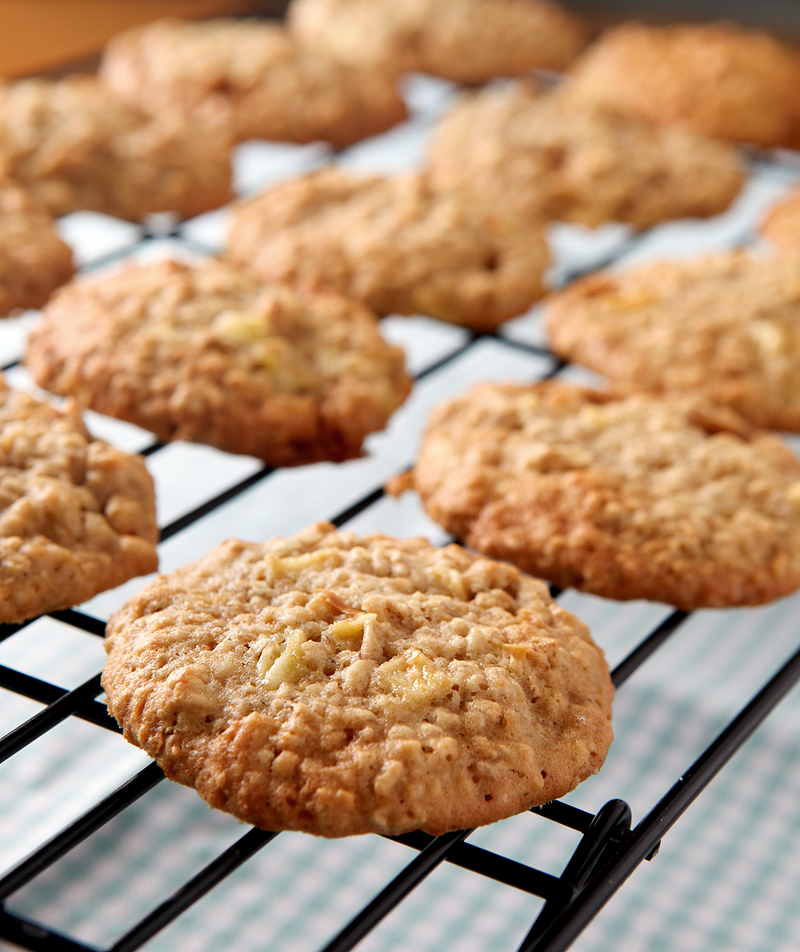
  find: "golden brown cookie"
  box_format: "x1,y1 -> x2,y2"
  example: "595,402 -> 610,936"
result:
226,168 -> 550,332
0,181 -> 74,317
0,376 -> 158,625
102,521 -> 614,837
427,81 -> 745,229
409,382 -> 800,610
0,76 -> 232,221
27,259 -> 411,465
545,252 -> 800,432
100,17 -> 408,148
565,21 -> 800,148
761,187 -> 800,254
288,0 -> 587,82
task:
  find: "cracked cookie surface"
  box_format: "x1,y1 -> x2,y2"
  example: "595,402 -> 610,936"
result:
27,258 -> 410,465
410,382 -> 800,609
0,376 -> 158,624
102,521 -> 613,836
227,168 -> 550,332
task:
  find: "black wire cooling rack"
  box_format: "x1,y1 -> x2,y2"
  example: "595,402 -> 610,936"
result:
2,10 -> 800,949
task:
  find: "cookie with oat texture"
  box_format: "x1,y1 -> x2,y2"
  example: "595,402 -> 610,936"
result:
102,521 -> 614,836
0,76 -> 232,221
427,81 -> 744,229
100,17 -> 408,148
545,252 -> 800,432
227,168 -> 550,332
27,258 -> 410,465
565,21 -> 800,148
0,181 -> 74,317
761,187 -> 800,254
0,376 -> 158,624
288,0 -> 587,82
408,381 -> 800,609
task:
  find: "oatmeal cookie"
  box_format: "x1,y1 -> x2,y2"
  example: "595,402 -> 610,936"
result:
565,22 -> 800,148
409,382 -> 800,609
0,181 -> 74,317
102,521 -> 613,837
761,187 -> 800,254
100,18 -> 407,148
545,252 -> 800,432
427,81 -> 744,229
0,76 -> 232,221
0,376 -> 158,625
288,0 -> 587,82
227,169 -> 550,332
27,259 -> 410,465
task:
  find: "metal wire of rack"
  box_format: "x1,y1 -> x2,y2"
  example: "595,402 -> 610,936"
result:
1,40 -> 800,952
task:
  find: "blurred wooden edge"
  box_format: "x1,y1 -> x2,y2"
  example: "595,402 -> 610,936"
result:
0,0 -> 288,78
4,0 -> 799,80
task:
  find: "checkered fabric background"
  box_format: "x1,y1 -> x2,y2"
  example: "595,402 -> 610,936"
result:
1,73 -> 800,952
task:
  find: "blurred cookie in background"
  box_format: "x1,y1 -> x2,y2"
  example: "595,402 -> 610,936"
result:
27,258 -> 411,465
546,252 -> 800,432
0,180 -> 74,317
227,168 -> 551,332
100,17 -> 408,148
427,81 -> 745,230
761,186 -> 800,254
565,21 -> 800,148
288,0 -> 588,83
0,76 -> 233,221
